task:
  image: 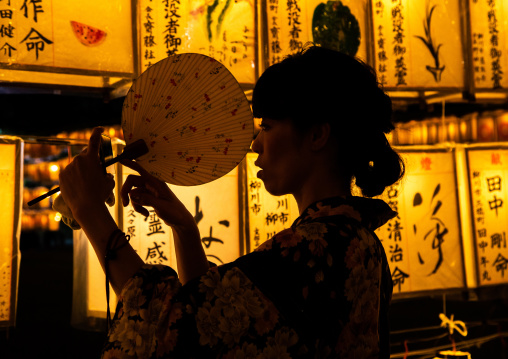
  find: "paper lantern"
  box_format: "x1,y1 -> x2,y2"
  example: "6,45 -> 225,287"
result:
468,0 -> 508,90
72,139 -> 246,329
496,111 -> 508,141
375,146 -> 466,294
466,145 -> 508,286
137,0 -> 256,85
477,114 -> 496,142
0,0 -> 134,89
0,136 -> 23,327
371,0 -> 465,89
263,0 -> 369,68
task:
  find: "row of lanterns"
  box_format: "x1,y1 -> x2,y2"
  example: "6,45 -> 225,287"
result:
392,110 -> 508,145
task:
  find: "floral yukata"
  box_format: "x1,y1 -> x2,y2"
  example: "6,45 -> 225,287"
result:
102,196 -> 396,359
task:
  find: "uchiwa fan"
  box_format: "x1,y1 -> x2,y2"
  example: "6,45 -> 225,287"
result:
122,53 -> 254,186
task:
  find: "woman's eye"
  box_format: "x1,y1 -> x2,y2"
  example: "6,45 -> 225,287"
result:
260,123 -> 269,131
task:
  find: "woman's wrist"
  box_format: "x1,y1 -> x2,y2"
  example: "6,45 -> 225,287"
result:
72,202 -> 114,234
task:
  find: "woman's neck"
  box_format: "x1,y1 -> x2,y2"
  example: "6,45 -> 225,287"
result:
293,173 -> 351,215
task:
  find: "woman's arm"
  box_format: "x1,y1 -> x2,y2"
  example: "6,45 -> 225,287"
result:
73,202 -> 144,295
59,128 -> 143,295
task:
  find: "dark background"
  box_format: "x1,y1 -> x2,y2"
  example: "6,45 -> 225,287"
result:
0,92 -> 507,358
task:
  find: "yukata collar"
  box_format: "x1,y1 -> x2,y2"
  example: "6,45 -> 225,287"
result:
293,196 -> 397,231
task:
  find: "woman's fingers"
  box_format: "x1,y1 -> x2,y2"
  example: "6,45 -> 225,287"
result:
121,174 -> 146,206
131,201 -> 150,218
120,158 -> 151,177
87,127 -> 104,158
120,159 -> 172,198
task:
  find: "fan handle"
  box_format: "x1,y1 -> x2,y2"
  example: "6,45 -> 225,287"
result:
27,139 -> 148,207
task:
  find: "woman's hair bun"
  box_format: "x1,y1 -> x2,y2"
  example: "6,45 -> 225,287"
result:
353,133 -> 405,197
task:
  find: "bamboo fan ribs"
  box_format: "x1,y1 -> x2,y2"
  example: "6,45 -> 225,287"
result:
122,53 -> 254,186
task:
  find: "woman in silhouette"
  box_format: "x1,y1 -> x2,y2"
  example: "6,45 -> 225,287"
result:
60,45 -> 404,358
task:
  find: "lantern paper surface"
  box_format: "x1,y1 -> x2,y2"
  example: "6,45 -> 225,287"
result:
245,153 -> 299,252
138,0 -> 255,84
82,194 -> 119,319
265,0 -> 369,66
0,0 -> 133,80
170,168 -> 242,265
469,0 -> 508,89
372,0 -> 464,88
73,146 -> 243,325
123,161 -> 242,268
0,137 -> 22,327
376,149 -> 465,294
467,147 -> 508,285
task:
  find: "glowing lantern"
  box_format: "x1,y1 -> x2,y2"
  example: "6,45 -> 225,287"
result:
468,0 -> 508,90
0,0 -> 134,89
496,112 -> 508,141
137,0 -> 256,85
371,0 -> 464,90
375,146 -> 466,294
477,114 -> 496,142
466,145 -> 508,286
0,137 -> 23,327
263,0 -> 369,68
72,140 -> 246,329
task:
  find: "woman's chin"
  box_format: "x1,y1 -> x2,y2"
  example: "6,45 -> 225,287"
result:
264,183 -> 284,197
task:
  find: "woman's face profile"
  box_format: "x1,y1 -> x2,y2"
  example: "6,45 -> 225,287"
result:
251,117 -> 309,196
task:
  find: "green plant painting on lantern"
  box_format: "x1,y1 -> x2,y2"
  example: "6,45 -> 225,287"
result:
312,1 -> 360,57
189,0 -> 251,42
415,2 -> 445,82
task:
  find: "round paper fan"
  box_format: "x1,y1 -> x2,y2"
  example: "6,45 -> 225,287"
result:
121,53 -> 254,186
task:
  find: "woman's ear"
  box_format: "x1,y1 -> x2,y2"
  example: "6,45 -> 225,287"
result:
309,122 -> 331,151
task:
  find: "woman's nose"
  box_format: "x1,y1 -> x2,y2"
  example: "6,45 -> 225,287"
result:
251,131 -> 262,154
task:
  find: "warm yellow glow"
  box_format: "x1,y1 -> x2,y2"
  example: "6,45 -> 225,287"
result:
437,350 -> 471,359
469,0 -> 508,89
50,164 -> 59,172
448,122 -> 457,141
454,145 -> 477,289
0,143 -> 17,323
376,147 -> 465,293
373,0 -> 464,88
0,0 -> 133,86
467,146 -> 508,285
54,212 -> 62,222
139,0 -> 255,83
81,141 -> 247,324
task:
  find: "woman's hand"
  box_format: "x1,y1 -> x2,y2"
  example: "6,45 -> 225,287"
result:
120,159 -> 195,231
59,127 -> 115,220
121,159 -> 208,283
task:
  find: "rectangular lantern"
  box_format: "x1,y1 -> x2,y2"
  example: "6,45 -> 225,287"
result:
375,147 -> 466,295
263,0 -> 370,68
72,139 -> 245,329
138,0 -> 256,85
468,0 -> 508,90
0,136 -> 23,327
0,0 -> 134,88
371,0 -> 464,89
466,145 -> 508,286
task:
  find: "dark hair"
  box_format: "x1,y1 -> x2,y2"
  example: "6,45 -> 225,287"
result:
252,45 -> 404,197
